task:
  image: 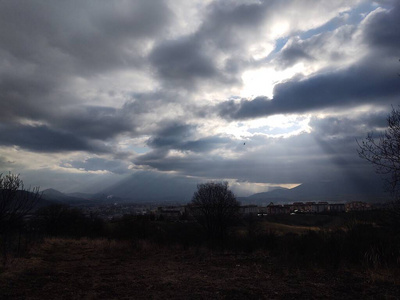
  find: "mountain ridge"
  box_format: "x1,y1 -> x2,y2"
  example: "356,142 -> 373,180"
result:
38,176 -> 392,206
241,179 -> 390,205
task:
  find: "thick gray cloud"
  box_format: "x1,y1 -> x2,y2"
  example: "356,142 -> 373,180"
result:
219,54 -> 400,119
218,4 -> 400,120
0,124 -> 110,153
274,25 -> 356,69
64,157 -> 130,175
50,106 -> 134,140
146,122 -> 233,154
276,45 -> 314,69
135,116 -> 379,185
134,144 -> 374,185
0,0 -> 172,74
146,122 -> 196,148
197,0 -> 269,51
148,0 -> 277,88
0,0 -> 173,153
136,106 -> 389,186
149,37 -> 218,86
363,1 -> 400,55
0,0 -> 396,197
309,111 -> 390,137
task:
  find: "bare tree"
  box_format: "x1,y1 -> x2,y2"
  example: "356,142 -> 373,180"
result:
0,173 -> 41,225
0,173 -> 41,264
190,181 -> 240,240
357,106 -> 400,200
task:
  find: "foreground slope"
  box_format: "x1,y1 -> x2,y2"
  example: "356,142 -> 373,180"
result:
1,238 -> 399,299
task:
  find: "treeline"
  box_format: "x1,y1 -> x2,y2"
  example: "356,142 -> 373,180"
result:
2,204 -> 400,270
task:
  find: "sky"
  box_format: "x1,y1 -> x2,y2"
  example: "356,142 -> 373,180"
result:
0,0 -> 399,197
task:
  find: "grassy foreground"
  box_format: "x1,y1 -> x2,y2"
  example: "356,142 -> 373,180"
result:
1,237 -> 399,299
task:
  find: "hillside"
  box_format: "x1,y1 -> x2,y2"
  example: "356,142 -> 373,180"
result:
97,171 -> 198,203
243,178 -> 390,205
42,188 -> 94,206
39,176 -> 391,206
1,238 -> 398,299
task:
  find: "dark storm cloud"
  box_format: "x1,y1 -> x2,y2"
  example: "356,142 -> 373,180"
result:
0,0 -> 173,154
147,122 -> 195,148
219,55 -> 400,119
363,1 -> 400,55
199,0 -> 268,50
218,96 -> 272,120
50,106 -> 133,140
274,25 -> 356,69
218,4 -> 400,120
148,136 -> 231,153
276,46 -> 314,69
0,124 -> 110,153
134,145 -> 368,185
149,0 -> 271,88
0,0 -> 396,195
135,124 -> 377,185
0,0 -> 173,118
309,111 -> 390,138
179,136 -> 232,152
136,120 -> 235,175
0,0 -> 172,75
135,107 -> 389,186
1,99 -> 135,151
149,37 -> 218,84
0,72 -> 57,122
146,122 -> 232,153
64,158 -> 130,175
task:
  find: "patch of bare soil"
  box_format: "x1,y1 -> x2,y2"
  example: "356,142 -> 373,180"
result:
0,238 -> 399,299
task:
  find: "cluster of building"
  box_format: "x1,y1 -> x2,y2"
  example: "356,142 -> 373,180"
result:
260,201 -> 372,215
82,200 -> 374,220
84,203 -> 153,220
154,201 -> 373,220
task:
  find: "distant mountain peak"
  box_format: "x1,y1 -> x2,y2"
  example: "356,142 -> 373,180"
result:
242,178 -> 390,205
42,188 -> 64,195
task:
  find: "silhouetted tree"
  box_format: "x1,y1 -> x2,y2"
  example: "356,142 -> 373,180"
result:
0,173 -> 41,264
358,106 -> 400,200
190,181 -> 240,240
0,173 -> 41,225
34,204 -> 85,237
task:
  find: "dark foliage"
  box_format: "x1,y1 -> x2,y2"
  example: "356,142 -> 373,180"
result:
0,173 -> 41,264
190,181 -> 240,240
33,204 -> 105,238
109,215 -> 154,240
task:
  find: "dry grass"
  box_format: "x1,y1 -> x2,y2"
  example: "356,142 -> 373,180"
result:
262,221 -> 321,235
1,237 -> 399,299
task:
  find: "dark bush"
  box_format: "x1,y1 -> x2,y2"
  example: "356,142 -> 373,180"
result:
33,205 -> 105,238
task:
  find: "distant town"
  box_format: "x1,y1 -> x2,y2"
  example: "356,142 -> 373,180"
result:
81,200 -> 378,221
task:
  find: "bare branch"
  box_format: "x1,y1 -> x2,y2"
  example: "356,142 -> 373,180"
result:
358,106 -> 400,200
0,172 -> 41,227
190,181 -> 240,240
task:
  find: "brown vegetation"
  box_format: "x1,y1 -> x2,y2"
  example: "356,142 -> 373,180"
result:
1,206 -> 400,299
1,237 -> 400,299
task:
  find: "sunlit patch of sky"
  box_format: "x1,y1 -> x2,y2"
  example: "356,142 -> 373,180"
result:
240,63 -> 305,99
247,115 -> 311,137
299,2 -> 380,39
229,180 -> 301,197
